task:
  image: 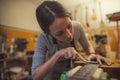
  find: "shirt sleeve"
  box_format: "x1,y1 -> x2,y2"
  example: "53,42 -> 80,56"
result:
76,23 -> 90,54
31,33 -> 47,75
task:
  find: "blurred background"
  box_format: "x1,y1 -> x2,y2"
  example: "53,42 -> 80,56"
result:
0,0 -> 120,80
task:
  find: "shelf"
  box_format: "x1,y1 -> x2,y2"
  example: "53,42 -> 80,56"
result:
0,54 -> 33,80
107,12 -> 120,21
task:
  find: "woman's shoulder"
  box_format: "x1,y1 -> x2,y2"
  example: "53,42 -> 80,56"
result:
37,32 -> 53,42
38,32 -> 46,39
72,21 -> 83,29
72,21 -> 84,31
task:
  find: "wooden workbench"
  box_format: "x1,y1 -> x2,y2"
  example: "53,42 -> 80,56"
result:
74,59 -> 120,79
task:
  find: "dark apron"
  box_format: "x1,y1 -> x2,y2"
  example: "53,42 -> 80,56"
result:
44,59 -> 71,80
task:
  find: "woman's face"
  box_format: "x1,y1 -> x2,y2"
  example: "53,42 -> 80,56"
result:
49,17 -> 73,43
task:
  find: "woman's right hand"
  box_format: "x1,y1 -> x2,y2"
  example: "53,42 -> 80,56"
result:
56,47 -> 79,59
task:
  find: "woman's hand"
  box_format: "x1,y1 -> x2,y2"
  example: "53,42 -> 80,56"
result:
88,54 -> 112,65
56,47 -> 79,59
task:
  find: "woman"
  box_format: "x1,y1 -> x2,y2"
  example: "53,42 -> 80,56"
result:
31,1 -> 111,80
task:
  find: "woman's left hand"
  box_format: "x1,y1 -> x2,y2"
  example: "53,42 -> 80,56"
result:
88,54 -> 112,66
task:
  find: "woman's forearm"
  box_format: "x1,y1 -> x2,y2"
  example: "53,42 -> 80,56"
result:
32,52 -> 61,80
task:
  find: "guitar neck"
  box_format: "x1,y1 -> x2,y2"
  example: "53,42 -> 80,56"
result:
85,6 -> 89,28
99,1 -> 104,28
92,0 -> 97,20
